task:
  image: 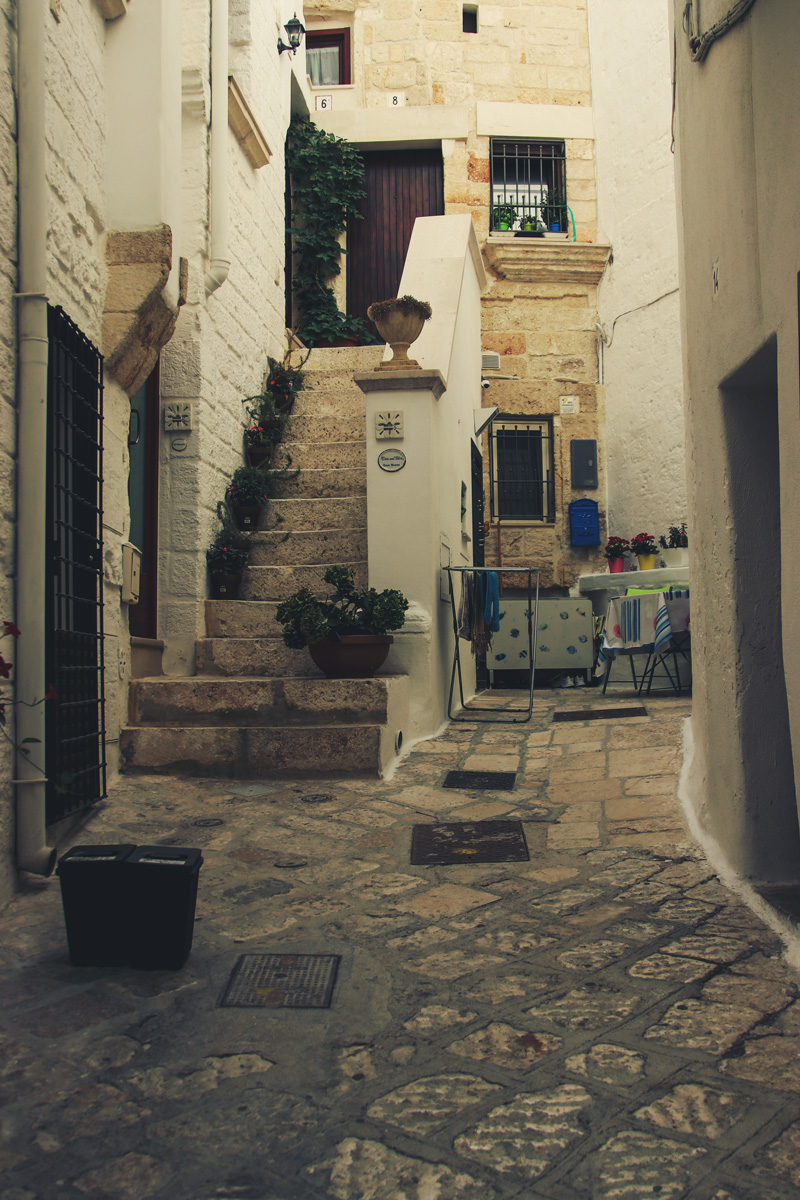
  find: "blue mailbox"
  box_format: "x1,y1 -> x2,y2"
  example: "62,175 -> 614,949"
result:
569,498 -> 600,546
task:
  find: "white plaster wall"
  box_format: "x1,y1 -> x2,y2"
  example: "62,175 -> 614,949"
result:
159,0 -> 295,673
587,0 -> 686,543
366,215 -> 484,739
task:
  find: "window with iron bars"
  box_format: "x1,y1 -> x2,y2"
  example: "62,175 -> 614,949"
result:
490,139 -> 567,234
489,418 -> 556,522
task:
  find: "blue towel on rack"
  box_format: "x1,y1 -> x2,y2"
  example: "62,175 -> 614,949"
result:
483,571 -> 500,632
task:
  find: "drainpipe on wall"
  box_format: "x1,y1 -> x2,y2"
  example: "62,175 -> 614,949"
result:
15,0 -> 57,876
204,0 -> 230,295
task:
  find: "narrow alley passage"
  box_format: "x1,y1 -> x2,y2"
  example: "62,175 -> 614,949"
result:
2,693 -> 800,1199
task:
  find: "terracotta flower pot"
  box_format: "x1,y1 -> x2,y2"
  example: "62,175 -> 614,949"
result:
309,634 -> 393,678
367,303 -> 427,371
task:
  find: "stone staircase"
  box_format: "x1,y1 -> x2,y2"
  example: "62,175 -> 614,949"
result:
120,346 -> 409,779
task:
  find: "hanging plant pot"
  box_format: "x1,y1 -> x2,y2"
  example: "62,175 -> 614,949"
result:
210,572 -> 243,600
247,445 -> 273,468
231,504 -> 261,531
309,635 -> 393,679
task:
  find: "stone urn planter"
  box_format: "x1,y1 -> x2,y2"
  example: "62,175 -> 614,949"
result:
367,296 -> 432,371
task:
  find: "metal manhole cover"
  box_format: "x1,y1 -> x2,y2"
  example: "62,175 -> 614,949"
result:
220,953 -> 340,1009
442,770 -> 516,791
300,793 -> 336,805
192,817 -> 225,827
552,707 -> 647,723
411,820 -> 529,865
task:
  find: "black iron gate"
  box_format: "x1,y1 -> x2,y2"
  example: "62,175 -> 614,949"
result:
46,305 -> 107,823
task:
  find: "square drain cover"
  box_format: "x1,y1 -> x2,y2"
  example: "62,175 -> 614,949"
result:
443,770 -> 516,791
553,707 -> 647,723
220,953 -> 340,1009
411,820 -> 529,866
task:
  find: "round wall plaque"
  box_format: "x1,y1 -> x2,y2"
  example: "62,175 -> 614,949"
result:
377,448 -> 407,473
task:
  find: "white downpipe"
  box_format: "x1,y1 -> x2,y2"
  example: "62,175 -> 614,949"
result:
15,0 -> 56,876
204,0 -> 230,295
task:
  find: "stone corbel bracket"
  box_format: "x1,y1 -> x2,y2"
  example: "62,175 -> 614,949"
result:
483,241 -> 611,285
103,225 -> 188,396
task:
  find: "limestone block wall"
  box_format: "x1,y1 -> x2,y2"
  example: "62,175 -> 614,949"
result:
587,0 -> 686,544
158,0 -> 294,674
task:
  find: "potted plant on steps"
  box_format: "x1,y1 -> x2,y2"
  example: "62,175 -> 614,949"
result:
367,296 -> 432,371
659,523 -> 688,567
207,537 -> 250,600
604,536 -> 630,574
276,565 -> 409,678
630,531 -> 659,572
227,465 -> 273,531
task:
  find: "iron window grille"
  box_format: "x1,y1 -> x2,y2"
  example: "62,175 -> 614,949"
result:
489,418 -> 556,522
490,139 -> 567,233
46,304 -> 107,823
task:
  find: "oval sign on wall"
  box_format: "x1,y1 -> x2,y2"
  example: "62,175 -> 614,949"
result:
378,449 -> 407,473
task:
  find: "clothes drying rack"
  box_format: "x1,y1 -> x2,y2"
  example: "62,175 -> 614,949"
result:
445,565 -> 540,724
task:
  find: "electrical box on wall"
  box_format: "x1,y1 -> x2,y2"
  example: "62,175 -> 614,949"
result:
122,543 -> 141,604
568,498 -> 600,546
571,439 -> 598,489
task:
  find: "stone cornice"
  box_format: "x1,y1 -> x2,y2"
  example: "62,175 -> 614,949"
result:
483,240 -> 611,285
228,77 -> 271,169
354,369 -> 446,399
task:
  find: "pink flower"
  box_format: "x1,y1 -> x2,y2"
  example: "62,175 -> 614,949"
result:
3,621 -> 21,639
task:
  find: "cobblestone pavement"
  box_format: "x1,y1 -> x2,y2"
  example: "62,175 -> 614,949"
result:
3,690 -> 800,1200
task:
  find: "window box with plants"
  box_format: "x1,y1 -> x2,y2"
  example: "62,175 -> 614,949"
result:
366,296 -> 432,370
276,565 -> 409,678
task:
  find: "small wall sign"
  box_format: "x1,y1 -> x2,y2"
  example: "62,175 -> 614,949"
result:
164,402 -> 193,431
559,395 -> 579,415
375,411 -> 404,439
315,94 -> 333,111
387,93 -> 405,107
378,448 -> 407,473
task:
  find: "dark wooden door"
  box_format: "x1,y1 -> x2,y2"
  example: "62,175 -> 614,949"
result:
348,149 -> 444,326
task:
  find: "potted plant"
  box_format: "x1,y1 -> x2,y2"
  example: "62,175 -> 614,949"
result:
227,465 -> 274,531
630,532 -> 658,571
544,189 -> 566,232
492,204 -> 517,232
659,523 -> 688,567
604,536 -> 630,574
243,393 -> 289,467
206,537 -> 250,600
367,296 -> 432,371
276,565 -> 409,678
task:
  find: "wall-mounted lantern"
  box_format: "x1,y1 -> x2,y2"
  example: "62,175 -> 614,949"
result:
278,13 -> 305,56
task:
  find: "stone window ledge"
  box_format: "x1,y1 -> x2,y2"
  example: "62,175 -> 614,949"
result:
483,240 -> 611,284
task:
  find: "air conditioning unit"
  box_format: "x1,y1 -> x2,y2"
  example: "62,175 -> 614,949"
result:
481,352 -> 501,373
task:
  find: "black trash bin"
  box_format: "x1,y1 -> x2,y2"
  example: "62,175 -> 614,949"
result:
125,846 -> 203,970
57,844 -> 137,967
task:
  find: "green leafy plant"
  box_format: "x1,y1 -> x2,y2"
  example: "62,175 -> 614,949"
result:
659,523 -> 688,549
276,566 -> 409,649
630,532 -> 658,557
286,117 -> 372,347
227,465 -> 276,507
206,537 -> 250,576
492,204 -> 517,229
544,189 -> 566,228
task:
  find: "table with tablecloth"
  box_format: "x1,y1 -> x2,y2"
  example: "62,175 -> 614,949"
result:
595,590 -> 691,692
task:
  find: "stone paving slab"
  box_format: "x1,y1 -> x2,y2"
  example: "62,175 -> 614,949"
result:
2,691 -> 800,1198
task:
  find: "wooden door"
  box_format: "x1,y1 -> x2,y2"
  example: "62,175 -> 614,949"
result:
348,149 -> 444,326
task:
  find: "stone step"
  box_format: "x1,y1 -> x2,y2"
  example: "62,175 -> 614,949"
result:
205,599 -> 283,638
196,637 -> 319,678
274,467 -> 365,499
279,441 -> 366,470
290,390 -> 366,419
286,414 -> 364,443
241,561 -> 367,601
293,345 -> 383,373
262,496 -> 367,532
129,675 -> 392,727
248,527 -> 368,567
119,723 -> 382,778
